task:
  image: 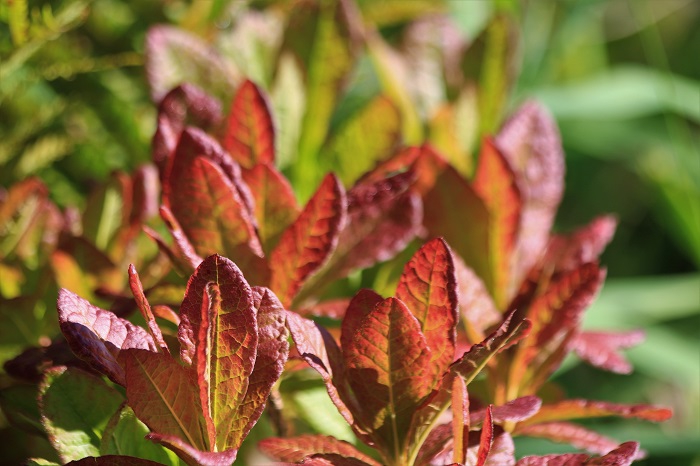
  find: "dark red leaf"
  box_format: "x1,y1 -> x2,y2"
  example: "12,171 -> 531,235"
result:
473,137 -> 522,307
147,432 -> 238,466
57,289 -> 156,385
121,349 -> 209,451
222,80 -> 275,168
476,406 -> 494,466
571,330 -> 644,374
128,265 -> 169,354
146,206 -> 203,272
396,237 -> 458,376
131,164 -> 160,225
270,173 -> 346,306
241,163 -> 300,254
66,456 -> 168,465
258,434 -> 380,465
516,441 -> 640,466
495,101 -> 564,289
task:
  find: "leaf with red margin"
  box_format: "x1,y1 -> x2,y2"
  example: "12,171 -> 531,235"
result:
286,312 -> 365,439
516,441 -> 640,466
128,265 -> 169,354
471,396 -> 542,425
258,434 -> 380,465
359,145 -> 446,196
66,456 -> 169,465
571,330 -> 644,374
519,399 -> 672,426
451,311 -> 532,384
147,432 -> 238,466
307,171 -> 421,290
473,138 -> 522,308
57,289 -> 157,386
396,237 -> 457,376
495,101 -> 565,290
177,255 -> 258,450
121,349 -> 209,452
241,163 -> 299,254
270,173 -> 346,307
145,25 -> 237,103
340,289 -> 384,357
222,80 -> 275,168
452,376 -> 469,465
545,216 -> 618,274
145,206 -> 203,273
344,297 -> 440,454
229,286 -> 289,445
164,130 -> 267,283
475,406 -> 494,466
152,84 -> 223,178
453,253 -> 501,343
423,164 -> 491,294
515,422 -> 639,458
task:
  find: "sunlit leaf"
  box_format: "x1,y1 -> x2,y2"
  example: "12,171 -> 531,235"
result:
258,434 -> 380,465
571,330 -> 644,374
518,399 -> 673,426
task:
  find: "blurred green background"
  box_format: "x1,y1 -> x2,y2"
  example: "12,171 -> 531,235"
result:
1,0 -> 698,465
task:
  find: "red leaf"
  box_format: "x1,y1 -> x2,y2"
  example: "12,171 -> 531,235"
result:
519,399 -> 673,426
130,164 -> 160,225
241,163 -> 300,254
471,396 -> 542,425
57,289 -> 156,386
230,286 -> 289,444
476,406 -> 494,466
164,130 -> 267,283
344,297 -> 439,453
340,289 -> 384,358
453,253 -> 501,343
222,80 -> 275,168
66,456 -> 169,466
451,311 -> 532,384
147,432 -> 238,466
423,164 -> 491,295
150,205 -> 203,272
571,330 -> 644,374
495,101 -> 564,290
270,173 -> 346,306
318,172 -> 421,284
177,255 -> 258,450
396,237 -> 458,376
121,349 -> 209,452
545,216 -> 618,273
452,376 -> 469,465
359,145 -> 446,196
516,442 -> 640,466
258,434 -> 380,465
297,298 -> 351,319
152,84 -> 223,177
128,265 -> 169,354
473,138 -> 522,308
515,422 -> 635,457
286,312 -> 370,442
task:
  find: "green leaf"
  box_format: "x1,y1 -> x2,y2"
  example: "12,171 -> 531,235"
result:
39,367 -> 124,463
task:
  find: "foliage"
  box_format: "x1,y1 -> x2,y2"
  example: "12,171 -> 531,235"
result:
1,0 -> 697,465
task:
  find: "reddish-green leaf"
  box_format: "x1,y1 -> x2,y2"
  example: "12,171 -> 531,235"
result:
396,237 -> 457,375
423,164 -> 491,293
165,130 -> 267,283
152,84 -> 223,177
495,101 -> 564,290
471,396 -> 542,425
476,406 -> 494,466
147,432 -> 238,466
473,138 -> 522,307
571,330 -> 644,374
241,163 -> 300,254
222,80 -> 275,168
451,311 -> 532,385
66,456 -> 168,466
452,376 -> 469,465
516,441 -> 640,466
519,399 -> 673,426
545,216 -> 618,274
40,367 -> 124,463
146,206 -> 203,273
57,289 -> 156,386
230,286 -> 289,445
128,265 -> 169,354
177,254 -> 258,450
121,349 -> 209,452
270,173 -> 346,307
258,434 -> 380,465
344,297 -> 439,455
515,422 -> 632,457
340,289 -> 384,361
